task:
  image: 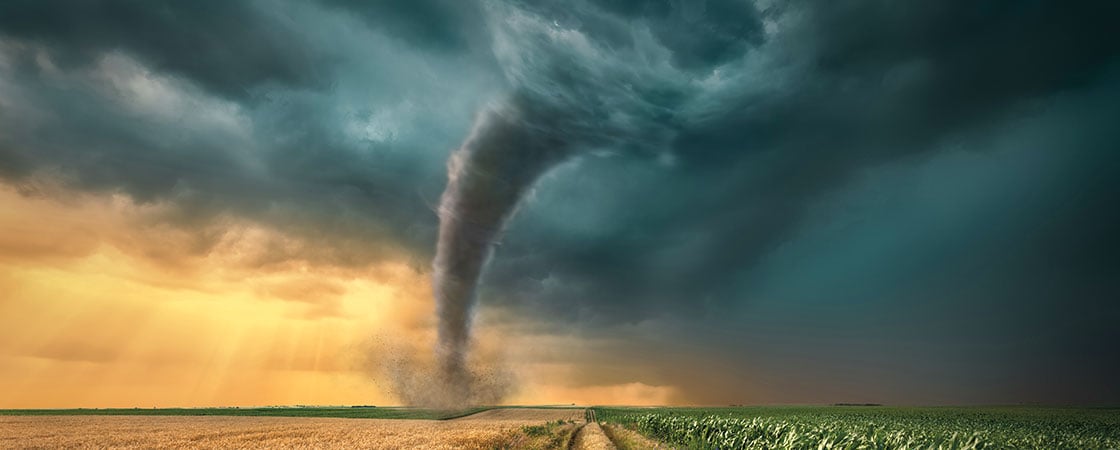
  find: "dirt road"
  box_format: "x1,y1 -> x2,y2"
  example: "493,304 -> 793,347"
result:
573,421 -> 617,450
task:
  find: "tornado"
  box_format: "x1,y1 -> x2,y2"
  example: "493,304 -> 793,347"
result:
425,1 -> 688,405
432,94 -> 574,401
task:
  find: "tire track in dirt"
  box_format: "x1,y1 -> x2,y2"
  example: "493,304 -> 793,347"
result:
572,409 -> 616,450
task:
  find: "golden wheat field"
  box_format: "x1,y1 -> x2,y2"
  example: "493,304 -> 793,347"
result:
0,409 -> 585,449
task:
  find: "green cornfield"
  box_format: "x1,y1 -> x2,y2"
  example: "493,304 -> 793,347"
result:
594,406 -> 1120,450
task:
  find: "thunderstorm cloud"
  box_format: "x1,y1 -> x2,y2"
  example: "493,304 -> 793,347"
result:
0,0 -> 1117,404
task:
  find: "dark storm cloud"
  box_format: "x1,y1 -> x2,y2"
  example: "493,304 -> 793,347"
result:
0,0 -> 1118,404
0,0 -> 488,267
483,0 -> 1120,321
684,0 -> 1118,163
0,0 -> 330,99
563,88 -> 1120,404
317,0 -> 486,52
466,0 -> 1120,403
0,50 -> 436,265
512,0 -> 765,70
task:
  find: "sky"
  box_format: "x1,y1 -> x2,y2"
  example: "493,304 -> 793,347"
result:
0,0 -> 1118,408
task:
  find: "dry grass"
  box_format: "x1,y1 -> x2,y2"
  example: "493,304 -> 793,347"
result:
0,409 -> 585,449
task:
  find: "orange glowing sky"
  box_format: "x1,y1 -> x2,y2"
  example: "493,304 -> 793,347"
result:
0,184 -> 677,408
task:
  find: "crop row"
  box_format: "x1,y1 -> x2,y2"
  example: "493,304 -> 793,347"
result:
596,408 -> 1120,450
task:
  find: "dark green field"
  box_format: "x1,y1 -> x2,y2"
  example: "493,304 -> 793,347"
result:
595,406 -> 1120,450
